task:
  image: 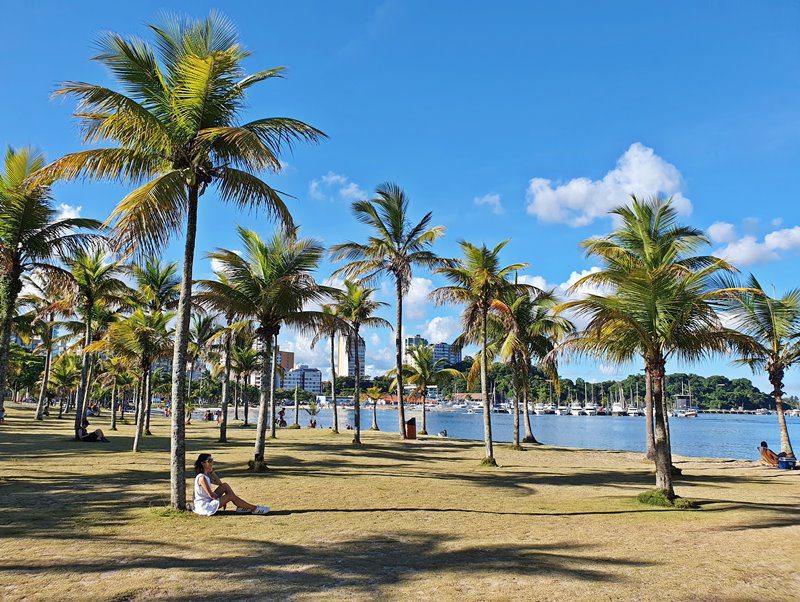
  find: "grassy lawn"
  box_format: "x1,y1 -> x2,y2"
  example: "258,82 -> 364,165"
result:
0,404 -> 798,601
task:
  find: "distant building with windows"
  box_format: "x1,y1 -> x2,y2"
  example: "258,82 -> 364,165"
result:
283,364 -> 322,394
249,343 -> 295,389
337,333 -> 365,377
405,335 -> 461,366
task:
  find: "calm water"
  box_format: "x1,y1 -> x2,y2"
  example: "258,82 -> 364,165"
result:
267,406 -> 800,461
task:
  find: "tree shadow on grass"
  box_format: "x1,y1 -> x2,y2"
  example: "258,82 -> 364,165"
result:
0,532 -> 653,598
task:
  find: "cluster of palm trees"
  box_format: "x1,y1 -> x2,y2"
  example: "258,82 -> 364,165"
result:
1,12 -> 796,511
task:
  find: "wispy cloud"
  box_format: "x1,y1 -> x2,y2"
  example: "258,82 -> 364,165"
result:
473,193 -> 503,214
309,171 -> 367,202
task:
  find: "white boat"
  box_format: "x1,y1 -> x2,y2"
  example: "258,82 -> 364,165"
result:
626,405 -> 643,416
555,404 -> 568,415
569,400 -> 583,416
611,384 -> 626,416
582,402 -> 598,416
534,403 -> 546,415
543,404 -> 556,414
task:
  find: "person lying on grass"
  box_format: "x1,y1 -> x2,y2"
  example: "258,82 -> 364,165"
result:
193,453 -> 269,516
76,418 -> 109,442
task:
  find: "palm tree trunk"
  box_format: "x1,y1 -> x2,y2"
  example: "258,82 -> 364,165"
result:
650,364 -> 674,498
219,323 -> 232,443
144,366 -> 153,435
81,353 -> 96,421
770,368 -> 795,457
330,336 -> 339,433
234,373 -> 240,420
253,330 -> 272,467
243,376 -> 250,426
353,325 -> 362,444
35,328 -> 54,420
0,270 -> 22,420
187,360 -> 194,402
133,375 -> 141,426
58,392 -> 65,418
133,363 -> 150,452
293,385 -> 300,427
110,383 -> 118,431
513,390 -> 520,448
269,333 -> 278,439
644,372 -> 655,460
659,375 -> 674,468
480,310 -> 495,464
169,184 -> 198,510
395,281 -> 407,439
371,393 -> 379,430
73,307 -> 93,437
420,392 -> 428,435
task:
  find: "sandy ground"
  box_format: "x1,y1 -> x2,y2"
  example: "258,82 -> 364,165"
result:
0,403 -> 798,601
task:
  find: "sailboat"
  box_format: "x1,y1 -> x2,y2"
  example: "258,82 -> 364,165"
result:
569,388 -> 583,416
626,384 -> 643,416
583,381 -> 598,415
543,381 -> 556,414
611,385 -> 626,416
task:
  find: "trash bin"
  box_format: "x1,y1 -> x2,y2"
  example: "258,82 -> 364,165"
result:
405,417 -> 416,440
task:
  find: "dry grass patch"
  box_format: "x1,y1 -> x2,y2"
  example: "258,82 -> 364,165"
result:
0,404 -> 798,601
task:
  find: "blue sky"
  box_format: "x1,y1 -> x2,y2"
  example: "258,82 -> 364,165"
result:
2,1 -> 800,391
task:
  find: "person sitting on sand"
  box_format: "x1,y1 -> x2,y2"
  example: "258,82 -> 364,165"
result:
757,440 -> 786,467
192,453 -> 269,516
76,418 -> 109,442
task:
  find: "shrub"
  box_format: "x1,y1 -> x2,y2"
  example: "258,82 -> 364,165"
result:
637,488 -> 697,509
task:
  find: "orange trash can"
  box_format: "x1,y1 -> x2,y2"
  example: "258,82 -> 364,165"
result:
405,417 -> 416,439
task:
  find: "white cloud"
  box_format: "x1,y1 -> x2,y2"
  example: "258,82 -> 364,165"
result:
519,267 -> 605,331
309,171 -> 367,202
772,217 -> 783,228
598,363 -> 621,376
369,332 -> 381,346
707,222 -> 737,244
714,224 -> 800,266
56,203 -> 82,220
525,143 -> 692,227
210,250 -> 242,275
422,315 -> 460,345
405,277 -> 433,320
473,192 -> 503,214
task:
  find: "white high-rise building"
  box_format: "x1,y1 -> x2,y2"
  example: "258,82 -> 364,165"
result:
337,333 -> 366,377
283,365 -> 322,394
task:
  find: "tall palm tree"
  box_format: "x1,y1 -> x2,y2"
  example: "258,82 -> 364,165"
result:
63,249 -> 128,435
0,147 -> 99,421
311,303 -> 349,434
97,355 -> 130,430
129,257 -> 180,313
333,280 -> 390,444
724,275 -> 798,457
41,13 -> 325,509
203,226 -> 329,470
494,287 -> 573,446
365,386 -> 383,431
231,343 -> 258,426
49,353 -> 81,419
330,183 -> 445,439
432,240 -> 529,465
398,344 -> 460,436
561,197 -> 739,500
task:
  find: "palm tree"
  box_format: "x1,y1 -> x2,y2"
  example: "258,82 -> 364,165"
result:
724,275 -> 798,457
365,386 -> 383,430
311,303 -> 349,434
97,355 -> 130,430
561,197 -> 739,500
0,147 -> 99,421
398,344 -> 460,436
88,309 -> 174,450
494,287 -> 573,446
187,313 -> 220,403
49,353 -> 81,419
333,280 -> 390,444
432,240 -> 529,465
41,13 -> 325,509
330,183 -> 445,439
130,258 -> 180,313
63,249 -> 128,435
203,226 -> 329,470
231,343 -> 258,426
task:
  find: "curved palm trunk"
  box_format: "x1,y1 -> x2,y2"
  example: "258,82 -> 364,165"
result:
481,310 -> 495,463
110,383 -> 118,431
133,363 -> 150,452
353,325 -> 362,444
0,270 -> 22,420
252,331 -> 272,467
234,373 -> 240,420
644,372 -> 655,460
330,335 -> 339,433
35,325 -> 54,420
523,388 -> 537,443
770,368 -> 795,457
81,354 -> 97,421
513,392 -> 520,448
269,333 -> 278,439
219,323 -> 232,443
395,282 -> 407,438
650,364 -> 674,498
169,186 -> 199,510
58,392 -> 65,418
144,366 -> 153,435
73,308 -> 93,437
293,385 -> 300,427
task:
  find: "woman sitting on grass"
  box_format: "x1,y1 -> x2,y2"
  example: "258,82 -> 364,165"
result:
76,418 -> 109,442
193,453 -> 269,516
